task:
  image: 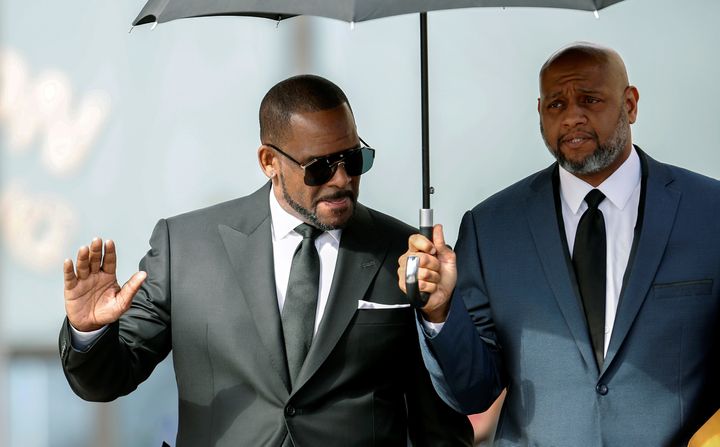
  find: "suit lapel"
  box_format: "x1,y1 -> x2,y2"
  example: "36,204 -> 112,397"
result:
218,183 -> 291,391
291,204 -> 384,394
602,152 -> 680,372
525,166 -> 598,373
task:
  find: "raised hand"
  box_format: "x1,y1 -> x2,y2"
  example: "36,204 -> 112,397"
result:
63,238 -> 146,332
397,224 -> 457,323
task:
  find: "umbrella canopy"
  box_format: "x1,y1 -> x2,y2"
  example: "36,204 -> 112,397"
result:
131,0 -> 627,306
132,1 -> 625,26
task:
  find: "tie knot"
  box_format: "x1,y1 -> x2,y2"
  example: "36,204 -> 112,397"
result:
294,223 -> 322,240
584,189 -> 606,209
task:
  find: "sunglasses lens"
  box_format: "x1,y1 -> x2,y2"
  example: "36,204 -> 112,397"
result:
304,166 -> 332,186
302,147 -> 375,186
344,148 -> 375,176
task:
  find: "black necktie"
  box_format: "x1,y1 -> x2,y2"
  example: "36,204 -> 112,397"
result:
573,189 -> 607,370
282,223 -> 322,386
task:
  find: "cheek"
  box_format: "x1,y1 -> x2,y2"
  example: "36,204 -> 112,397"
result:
540,116 -> 558,141
284,171 -> 311,203
350,177 -> 360,191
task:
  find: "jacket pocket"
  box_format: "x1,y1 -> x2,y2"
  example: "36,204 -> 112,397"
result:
354,308 -> 412,326
652,279 -> 713,299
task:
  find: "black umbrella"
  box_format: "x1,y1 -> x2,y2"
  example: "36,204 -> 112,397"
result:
131,0 -> 626,305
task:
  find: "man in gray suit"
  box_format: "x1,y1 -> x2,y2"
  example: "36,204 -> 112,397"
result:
399,43 -> 720,445
60,75 -> 472,446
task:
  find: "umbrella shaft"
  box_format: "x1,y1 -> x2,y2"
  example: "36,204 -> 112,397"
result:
420,12 -> 430,209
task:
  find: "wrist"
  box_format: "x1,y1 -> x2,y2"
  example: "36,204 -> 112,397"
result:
421,305 -> 449,323
69,319 -> 104,333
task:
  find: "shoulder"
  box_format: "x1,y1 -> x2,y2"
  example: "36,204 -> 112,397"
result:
645,152 -> 720,201
655,160 -> 720,191
164,184 -> 269,231
470,164 -> 555,216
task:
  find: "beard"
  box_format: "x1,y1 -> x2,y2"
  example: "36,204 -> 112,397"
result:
279,173 -> 356,231
542,108 -> 629,176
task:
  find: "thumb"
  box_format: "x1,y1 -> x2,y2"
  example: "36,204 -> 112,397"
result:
433,224 -> 456,265
432,224 -> 448,253
116,271 -> 147,311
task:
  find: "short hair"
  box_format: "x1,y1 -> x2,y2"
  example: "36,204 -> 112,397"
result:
259,74 -> 352,144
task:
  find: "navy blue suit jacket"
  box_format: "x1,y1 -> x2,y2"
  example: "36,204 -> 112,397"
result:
427,149 -> 720,446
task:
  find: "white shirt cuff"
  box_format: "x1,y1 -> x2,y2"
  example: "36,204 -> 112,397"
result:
69,324 -> 108,351
420,317 -> 445,337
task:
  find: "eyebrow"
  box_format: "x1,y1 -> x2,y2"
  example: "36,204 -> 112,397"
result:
544,87 -> 604,100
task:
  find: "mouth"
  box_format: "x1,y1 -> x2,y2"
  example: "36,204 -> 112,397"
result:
560,132 -> 595,149
315,190 -> 355,209
320,197 -> 351,209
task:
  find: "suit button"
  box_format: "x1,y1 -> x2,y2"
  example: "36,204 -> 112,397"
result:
596,383 -> 608,395
285,406 -> 296,417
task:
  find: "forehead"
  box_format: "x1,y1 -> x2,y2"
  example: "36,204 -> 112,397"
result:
286,104 -> 358,157
540,55 -> 614,98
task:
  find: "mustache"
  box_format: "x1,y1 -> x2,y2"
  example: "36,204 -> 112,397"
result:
314,189 -> 356,204
557,129 -> 598,146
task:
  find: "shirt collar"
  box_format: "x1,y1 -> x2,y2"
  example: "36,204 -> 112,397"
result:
269,185 -> 341,243
559,146 -> 641,215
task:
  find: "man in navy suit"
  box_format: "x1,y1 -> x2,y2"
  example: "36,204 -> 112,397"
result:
399,42 -> 720,446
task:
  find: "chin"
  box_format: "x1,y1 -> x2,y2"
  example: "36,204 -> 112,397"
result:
319,209 -> 353,229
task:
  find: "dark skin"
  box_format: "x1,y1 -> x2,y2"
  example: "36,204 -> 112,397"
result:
258,103 -> 361,230
538,46 -> 639,187
398,44 -> 640,322
64,104 -> 361,332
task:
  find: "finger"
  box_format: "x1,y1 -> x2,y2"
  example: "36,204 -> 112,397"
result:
102,239 -> 117,274
418,267 -> 440,285
417,252 -> 441,272
432,224 -> 457,263
75,245 -> 90,280
89,237 -> 103,273
414,267 -> 441,296
398,252 -> 441,294
408,233 -> 436,255
63,258 -> 78,290
115,271 -> 147,312
419,280 -> 438,294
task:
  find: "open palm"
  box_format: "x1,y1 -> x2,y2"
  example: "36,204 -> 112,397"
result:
63,238 -> 146,332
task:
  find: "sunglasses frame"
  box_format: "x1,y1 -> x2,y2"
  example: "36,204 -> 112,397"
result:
265,138 -> 375,186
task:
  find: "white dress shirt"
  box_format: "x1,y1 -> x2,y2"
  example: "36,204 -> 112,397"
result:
558,147 -> 641,355
269,186 -> 341,335
71,187 -> 342,348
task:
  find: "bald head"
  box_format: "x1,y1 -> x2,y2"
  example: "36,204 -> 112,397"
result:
540,42 -> 629,93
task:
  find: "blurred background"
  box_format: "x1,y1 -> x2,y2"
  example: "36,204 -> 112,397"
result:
1,0 -> 719,445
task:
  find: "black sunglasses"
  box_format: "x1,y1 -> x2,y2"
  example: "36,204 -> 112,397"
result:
265,138 -> 375,186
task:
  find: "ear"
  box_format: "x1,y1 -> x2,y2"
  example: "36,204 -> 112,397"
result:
537,97 -> 541,115
625,85 -> 640,124
258,145 -> 277,179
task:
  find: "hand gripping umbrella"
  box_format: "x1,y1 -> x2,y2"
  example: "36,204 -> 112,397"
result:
131,0 -> 625,306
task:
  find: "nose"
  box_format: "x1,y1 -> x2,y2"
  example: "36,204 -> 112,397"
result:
562,101 -> 588,128
326,161 -> 352,187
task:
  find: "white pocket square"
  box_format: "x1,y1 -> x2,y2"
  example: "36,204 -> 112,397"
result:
357,300 -> 411,310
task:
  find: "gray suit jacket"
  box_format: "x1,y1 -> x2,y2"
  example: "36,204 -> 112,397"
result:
425,149 -> 720,446
60,183 -> 472,447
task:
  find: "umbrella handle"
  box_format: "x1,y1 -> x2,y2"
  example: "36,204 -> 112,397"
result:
405,209 -> 433,308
